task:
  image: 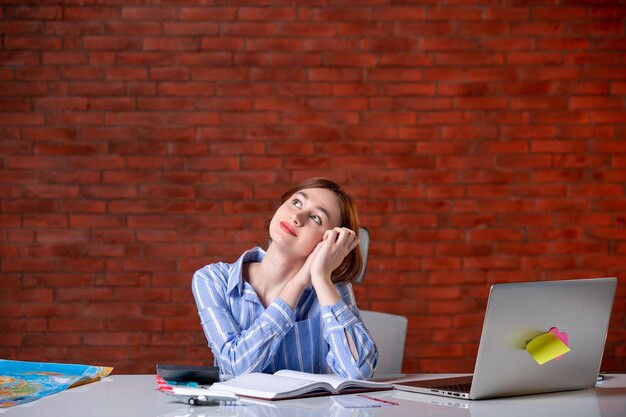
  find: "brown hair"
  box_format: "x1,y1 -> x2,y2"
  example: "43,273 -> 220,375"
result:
279,177 -> 362,284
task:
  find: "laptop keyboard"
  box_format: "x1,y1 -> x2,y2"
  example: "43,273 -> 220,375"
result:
432,383 -> 472,393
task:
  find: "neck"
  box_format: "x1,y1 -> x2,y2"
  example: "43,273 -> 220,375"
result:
248,244 -> 305,305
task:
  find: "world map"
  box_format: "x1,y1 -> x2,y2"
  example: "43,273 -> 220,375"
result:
0,360 -> 112,408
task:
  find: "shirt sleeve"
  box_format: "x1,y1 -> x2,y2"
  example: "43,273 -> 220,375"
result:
191,264 -> 296,376
320,283 -> 379,380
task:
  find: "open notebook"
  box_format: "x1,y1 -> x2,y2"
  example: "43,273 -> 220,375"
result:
208,370 -> 392,400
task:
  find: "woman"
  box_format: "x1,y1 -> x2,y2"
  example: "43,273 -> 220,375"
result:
192,178 -> 378,379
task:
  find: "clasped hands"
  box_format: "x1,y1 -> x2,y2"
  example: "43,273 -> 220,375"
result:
291,227 -> 359,290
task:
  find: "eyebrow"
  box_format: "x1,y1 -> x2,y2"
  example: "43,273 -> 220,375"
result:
295,191 -> 332,223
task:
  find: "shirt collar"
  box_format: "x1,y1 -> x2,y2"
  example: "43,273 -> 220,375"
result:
227,247 -> 266,295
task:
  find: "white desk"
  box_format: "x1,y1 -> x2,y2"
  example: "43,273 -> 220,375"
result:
3,374 -> 626,417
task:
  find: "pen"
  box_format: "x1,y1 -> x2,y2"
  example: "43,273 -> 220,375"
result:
356,394 -> 399,406
68,377 -> 102,389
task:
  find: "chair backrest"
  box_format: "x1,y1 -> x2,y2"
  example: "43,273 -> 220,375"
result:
354,227 -> 408,375
360,310 -> 408,376
353,227 -> 369,284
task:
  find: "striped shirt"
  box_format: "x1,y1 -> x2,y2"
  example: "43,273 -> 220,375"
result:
191,247 -> 378,379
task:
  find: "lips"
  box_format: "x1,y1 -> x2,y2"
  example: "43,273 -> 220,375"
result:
279,221 -> 297,237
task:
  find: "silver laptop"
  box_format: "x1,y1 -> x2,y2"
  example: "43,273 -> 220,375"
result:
392,387 -> 602,417
393,277 -> 617,400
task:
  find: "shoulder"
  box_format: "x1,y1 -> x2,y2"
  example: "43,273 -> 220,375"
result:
192,247 -> 265,292
192,262 -> 232,300
194,261 -> 230,283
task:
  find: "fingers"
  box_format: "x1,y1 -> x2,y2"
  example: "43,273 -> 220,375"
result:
325,227 -> 359,251
310,228 -> 360,280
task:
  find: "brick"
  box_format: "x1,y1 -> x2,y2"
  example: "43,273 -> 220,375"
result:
508,52 -> 564,65
178,7 -> 237,20
221,22 -> 276,37
428,271 -> 486,286
308,7 -> 367,21
105,67 -> 147,81
64,6 -> 119,20
456,97 -> 509,109
323,53 -> 378,67
512,22 -> 566,36
251,68 -> 307,82
326,83 -> 370,96
199,37 -> 245,53
531,139 -> 587,153
302,39 -> 358,53
215,82 -> 271,97
457,22 -> 509,36
483,7 -> 529,20
83,37 -> 142,51
439,52 -> 505,66
0,51 -> 39,67
362,112 -> 416,125
363,37 -> 417,53
307,68 -> 363,82
421,37 -> 476,53
143,37 -> 200,51
0,81 -> 48,96
238,6 -> 295,20
366,69 -> 422,83
35,142 -> 104,155
571,22 -> 624,36
69,81 -> 126,96
376,83 -> 433,97
7,5 -> 62,20
278,23 -> 335,37
476,37 -> 533,52
43,51 -> 90,65
233,52 -> 271,66
592,111 -> 626,123
136,98 -> 193,111
163,22 -> 219,36
373,6 -> 426,20
337,22 -> 395,37
533,7 -> 587,20
590,7 -> 626,19
537,38 -> 590,53
122,7 -> 178,20
5,36 -> 61,50
272,53 -> 322,67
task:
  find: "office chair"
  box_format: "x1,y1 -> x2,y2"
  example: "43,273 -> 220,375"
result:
355,227 -> 408,375
360,310 -> 408,375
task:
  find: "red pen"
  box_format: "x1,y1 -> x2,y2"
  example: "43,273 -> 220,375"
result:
356,394 -> 399,406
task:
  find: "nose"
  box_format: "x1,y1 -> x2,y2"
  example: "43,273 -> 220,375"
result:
290,213 -> 301,226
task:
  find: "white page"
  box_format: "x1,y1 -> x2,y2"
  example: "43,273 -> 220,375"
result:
274,370 -> 391,390
210,373 -> 330,398
274,370 -> 348,390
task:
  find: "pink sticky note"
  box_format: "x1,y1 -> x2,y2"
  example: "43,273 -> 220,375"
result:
549,327 -> 569,360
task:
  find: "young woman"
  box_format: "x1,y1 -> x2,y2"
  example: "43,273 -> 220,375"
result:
192,178 -> 378,379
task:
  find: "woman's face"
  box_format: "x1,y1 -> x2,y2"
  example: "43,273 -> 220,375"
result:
269,187 -> 342,259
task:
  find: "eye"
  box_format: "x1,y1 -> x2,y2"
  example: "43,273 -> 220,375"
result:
291,198 -> 302,208
310,214 -> 322,225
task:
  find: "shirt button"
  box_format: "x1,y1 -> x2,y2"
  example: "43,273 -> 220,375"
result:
285,323 -> 289,328
326,318 -> 332,323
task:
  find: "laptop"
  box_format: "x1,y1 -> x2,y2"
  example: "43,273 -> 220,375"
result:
393,277 -> 617,400
391,387 -> 602,417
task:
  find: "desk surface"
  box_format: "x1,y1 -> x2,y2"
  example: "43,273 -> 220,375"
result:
3,374 -> 626,417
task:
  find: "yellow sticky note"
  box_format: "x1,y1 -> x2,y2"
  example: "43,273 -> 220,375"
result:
526,331 -> 571,365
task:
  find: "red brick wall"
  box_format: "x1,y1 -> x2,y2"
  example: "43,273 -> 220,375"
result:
1,1 -> 625,374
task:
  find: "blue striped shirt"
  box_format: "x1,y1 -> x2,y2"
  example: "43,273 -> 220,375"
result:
192,247 -> 378,379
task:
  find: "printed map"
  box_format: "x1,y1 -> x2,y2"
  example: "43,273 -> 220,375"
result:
0,360 -> 112,408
